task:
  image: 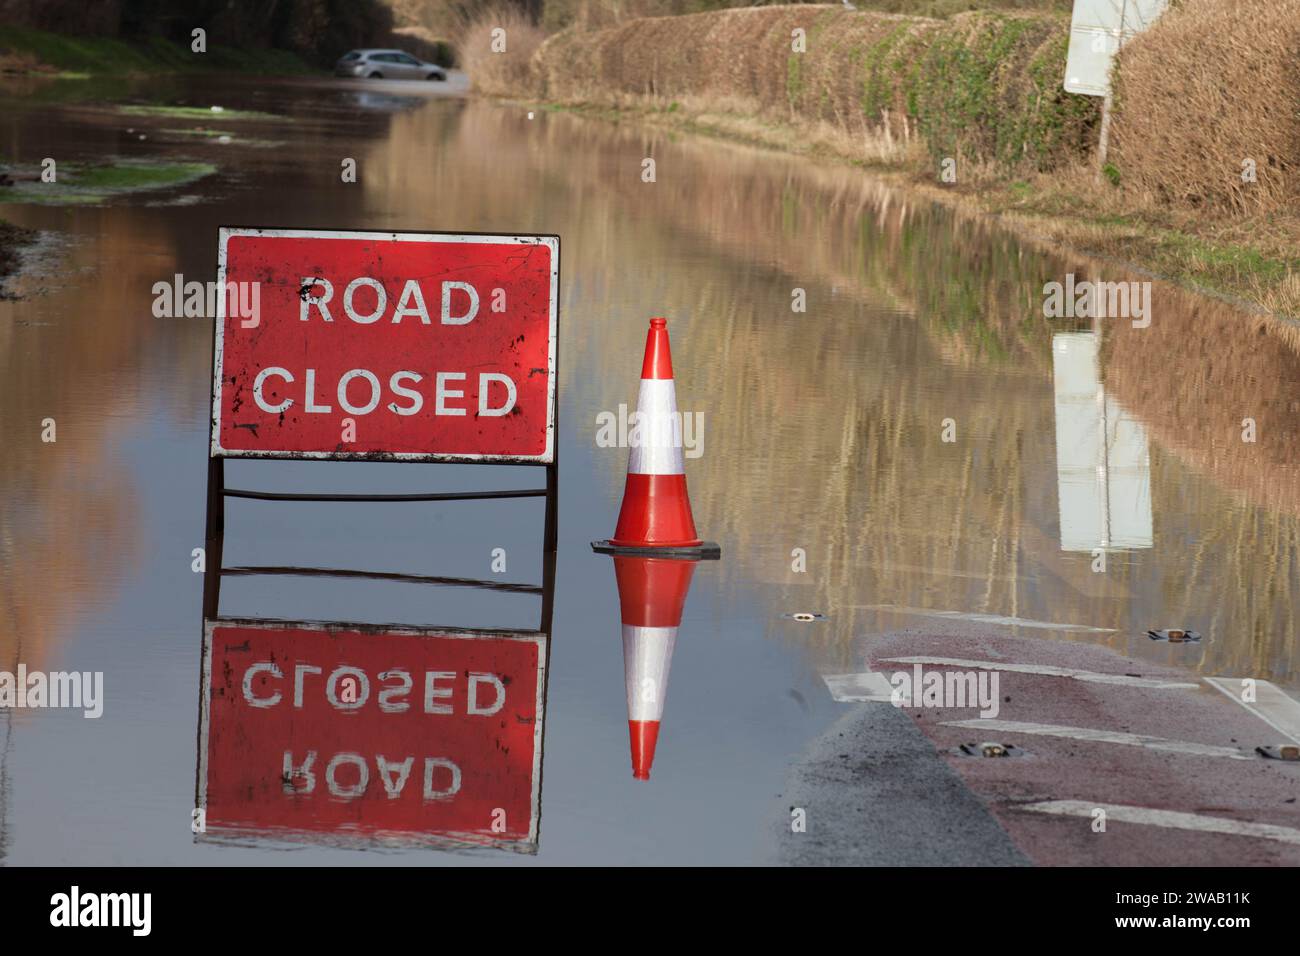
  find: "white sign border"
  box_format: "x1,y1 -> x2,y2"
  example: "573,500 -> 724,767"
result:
211,227 -> 559,464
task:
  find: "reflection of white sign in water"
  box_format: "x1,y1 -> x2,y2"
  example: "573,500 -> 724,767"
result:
1052,333 -> 1152,552
1065,0 -> 1169,97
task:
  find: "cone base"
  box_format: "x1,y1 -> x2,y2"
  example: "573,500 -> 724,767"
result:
592,539 -> 721,560
611,473 -> 701,549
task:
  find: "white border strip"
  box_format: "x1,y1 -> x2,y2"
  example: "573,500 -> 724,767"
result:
822,671 -> 896,703
1205,677 -> 1300,745
1019,801 -> 1300,846
211,227 -> 558,463
942,718 -> 1252,760
881,656 -> 1199,690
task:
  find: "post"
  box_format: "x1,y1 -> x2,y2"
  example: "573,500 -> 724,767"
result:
202,456 -> 225,619
1096,90 -> 1114,179
1097,0 -> 1127,180
543,463 -> 558,554
539,548 -> 556,634
540,456 -> 558,631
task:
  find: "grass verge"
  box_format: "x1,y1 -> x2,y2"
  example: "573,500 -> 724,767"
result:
0,25 -> 312,77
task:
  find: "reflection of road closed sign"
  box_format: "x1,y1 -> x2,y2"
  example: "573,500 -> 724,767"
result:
198,621 -> 547,851
212,228 -> 558,461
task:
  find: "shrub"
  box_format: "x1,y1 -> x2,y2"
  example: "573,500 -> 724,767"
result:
456,3 -> 547,95
529,6 -> 1096,173
1111,0 -> 1300,215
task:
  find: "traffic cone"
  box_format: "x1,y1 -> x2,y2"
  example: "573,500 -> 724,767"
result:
613,555 -> 697,780
592,317 -> 719,560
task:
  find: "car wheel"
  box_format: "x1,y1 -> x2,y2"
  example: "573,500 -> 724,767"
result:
368,71 -> 383,79
426,71 -> 445,81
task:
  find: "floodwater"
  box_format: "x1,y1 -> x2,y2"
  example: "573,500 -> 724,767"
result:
1,74 -> 1297,864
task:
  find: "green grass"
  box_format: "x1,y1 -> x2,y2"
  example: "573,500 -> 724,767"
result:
0,160 -> 217,205
1154,231 -> 1297,286
0,25 -> 312,76
157,128 -> 286,147
119,104 -> 287,122
160,127 -> 233,137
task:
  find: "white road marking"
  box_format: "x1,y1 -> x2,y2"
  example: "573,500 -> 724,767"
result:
1019,801 -> 1300,847
822,672 -> 895,703
942,718 -> 1251,760
1205,677 -> 1300,745
881,656 -> 1198,690
849,605 -> 1115,633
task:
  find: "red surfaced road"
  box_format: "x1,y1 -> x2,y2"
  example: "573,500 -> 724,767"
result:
865,632 -> 1300,865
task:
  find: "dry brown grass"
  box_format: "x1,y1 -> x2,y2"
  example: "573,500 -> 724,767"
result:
455,3 -> 547,96
0,49 -> 46,74
1112,0 -> 1300,216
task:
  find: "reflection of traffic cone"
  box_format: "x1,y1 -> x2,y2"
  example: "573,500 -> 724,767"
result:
614,555 -> 697,780
593,318 -> 720,560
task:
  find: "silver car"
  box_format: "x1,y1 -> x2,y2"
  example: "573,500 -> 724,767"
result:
334,49 -> 446,81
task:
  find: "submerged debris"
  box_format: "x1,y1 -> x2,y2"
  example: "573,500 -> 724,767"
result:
958,741 -> 1023,758
1256,744 -> 1300,761
1147,628 -> 1202,643
783,612 -> 827,622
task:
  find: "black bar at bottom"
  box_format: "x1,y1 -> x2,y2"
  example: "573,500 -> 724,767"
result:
0,867 -> 1282,939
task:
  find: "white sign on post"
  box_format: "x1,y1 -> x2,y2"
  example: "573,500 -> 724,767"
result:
1064,0 -> 1169,97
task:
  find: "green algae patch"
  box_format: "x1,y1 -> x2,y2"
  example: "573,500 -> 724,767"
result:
0,159 -> 217,205
118,104 -> 286,122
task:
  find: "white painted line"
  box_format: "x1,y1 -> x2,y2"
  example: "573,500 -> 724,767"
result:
1019,801 -> 1300,847
822,672 -> 895,703
1205,678 -> 1300,745
849,604 -> 1115,633
942,719 -> 1251,760
881,656 -> 1198,690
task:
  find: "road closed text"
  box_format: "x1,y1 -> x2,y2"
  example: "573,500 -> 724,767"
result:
240,659 -> 508,716
214,230 -> 557,459
252,366 -> 518,418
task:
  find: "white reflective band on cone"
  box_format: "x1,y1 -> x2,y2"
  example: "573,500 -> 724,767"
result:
623,624 -> 676,722
628,378 -> 685,476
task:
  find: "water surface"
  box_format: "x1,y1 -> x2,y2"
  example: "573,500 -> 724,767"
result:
1,74 -> 1296,864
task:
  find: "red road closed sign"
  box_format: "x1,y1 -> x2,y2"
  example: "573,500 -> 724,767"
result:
212,228 -> 558,461
198,620 -> 547,851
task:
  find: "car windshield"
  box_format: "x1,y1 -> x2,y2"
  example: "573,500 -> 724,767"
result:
340,51 -> 361,60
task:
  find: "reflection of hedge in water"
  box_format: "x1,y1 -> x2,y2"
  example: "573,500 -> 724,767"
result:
0,223 -> 149,679
373,101 -> 1298,684
1105,292 -> 1300,517
1144,455 -> 1298,685
439,102 -> 1068,369
531,6 -> 1097,173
